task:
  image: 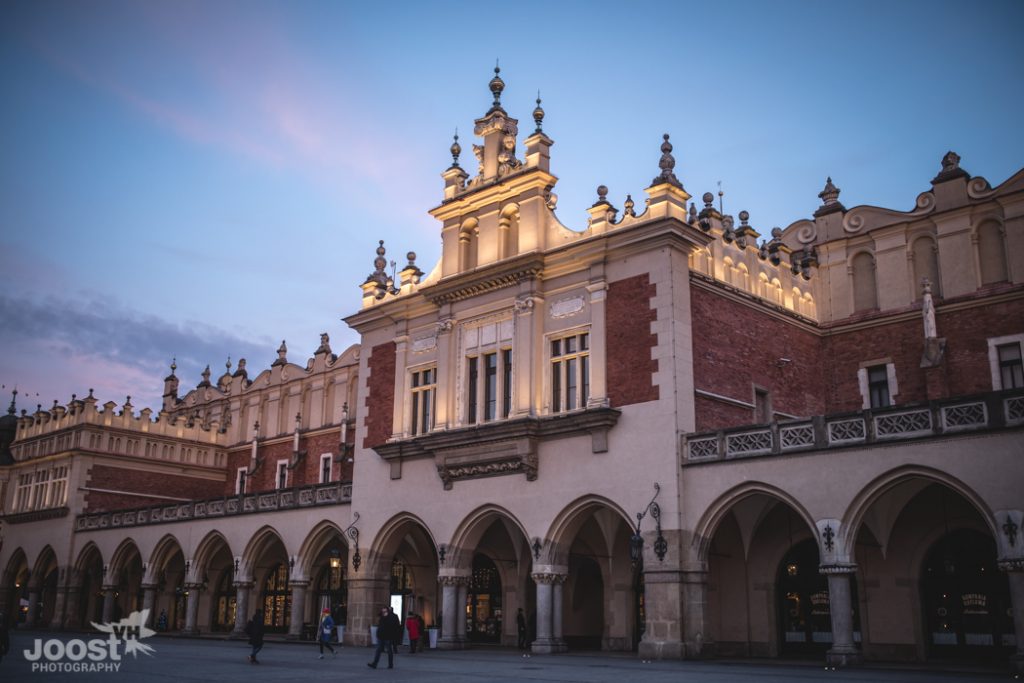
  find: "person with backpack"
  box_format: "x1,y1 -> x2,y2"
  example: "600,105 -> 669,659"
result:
318,607 -> 336,659
245,609 -> 265,664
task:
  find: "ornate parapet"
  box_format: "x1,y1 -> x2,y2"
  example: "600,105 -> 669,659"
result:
684,388 -> 1024,463
74,482 -> 351,532
373,407 -> 620,489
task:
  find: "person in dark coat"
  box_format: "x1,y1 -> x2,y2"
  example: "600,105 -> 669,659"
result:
318,607 -> 336,658
516,608 -> 528,650
0,612 -> 10,664
367,606 -> 401,669
245,609 -> 266,664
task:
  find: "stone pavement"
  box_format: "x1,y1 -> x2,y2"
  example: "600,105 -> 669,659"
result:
0,630 -> 1007,683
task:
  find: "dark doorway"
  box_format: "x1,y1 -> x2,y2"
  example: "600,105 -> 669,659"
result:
777,539 -> 860,655
466,554 -> 502,643
921,529 -> 1013,658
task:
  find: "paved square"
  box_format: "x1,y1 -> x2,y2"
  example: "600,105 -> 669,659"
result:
0,631 -> 1005,683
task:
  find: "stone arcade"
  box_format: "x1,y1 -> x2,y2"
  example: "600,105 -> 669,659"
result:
2,70 -> 1023,672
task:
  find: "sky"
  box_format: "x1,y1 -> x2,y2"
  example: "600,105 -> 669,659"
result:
1,0 -> 1023,412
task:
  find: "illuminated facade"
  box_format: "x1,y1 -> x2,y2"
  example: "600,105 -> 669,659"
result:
1,70 -> 1022,671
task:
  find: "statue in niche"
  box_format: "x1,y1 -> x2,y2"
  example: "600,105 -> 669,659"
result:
497,133 -> 521,176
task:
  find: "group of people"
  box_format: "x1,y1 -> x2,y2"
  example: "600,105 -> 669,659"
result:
242,605 -> 430,667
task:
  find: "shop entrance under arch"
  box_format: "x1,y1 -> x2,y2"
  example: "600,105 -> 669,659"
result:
921,528 -> 1013,658
777,539 -> 861,656
466,554 -> 502,643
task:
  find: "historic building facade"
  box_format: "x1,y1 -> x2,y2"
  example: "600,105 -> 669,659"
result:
1,70 -> 1022,671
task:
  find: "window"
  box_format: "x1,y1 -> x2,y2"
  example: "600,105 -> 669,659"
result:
235,467 -> 248,495
754,388 -> 771,423
410,366 -> 436,436
867,366 -> 890,408
857,362 -> 897,409
276,460 -> 288,490
319,453 -> 333,484
15,472 -> 32,511
988,335 -> 1024,390
466,349 -> 513,425
48,466 -> 68,507
551,332 -> 590,412
31,469 -> 50,510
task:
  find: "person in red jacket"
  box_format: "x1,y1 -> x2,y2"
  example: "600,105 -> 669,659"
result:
405,611 -> 421,653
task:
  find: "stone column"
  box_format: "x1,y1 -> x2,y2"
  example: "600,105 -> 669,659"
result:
434,314 -> 455,428
230,582 -> 253,639
63,584 -> 82,630
638,560 -> 686,660
681,565 -> 712,658
26,588 -> 41,627
552,574 -> 568,652
1001,561 -> 1024,675
182,583 -> 201,634
438,576 -> 461,649
288,581 -> 308,639
101,587 -> 116,624
531,573 -> 556,653
456,579 -> 468,645
141,584 -> 157,627
512,294 -> 540,417
585,280 -> 608,407
822,565 -> 862,668
49,583 -> 68,630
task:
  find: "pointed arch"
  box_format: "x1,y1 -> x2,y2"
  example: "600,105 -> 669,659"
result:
31,545 -> 58,583
840,465 -> 995,562
296,520 -> 345,578
240,525 -> 289,579
448,504 -> 529,568
544,495 -> 633,565
3,547 -> 29,578
73,542 -> 104,573
107,538 -> 142,583
368,512 -> 439,573
691,482 -> 818,563
192,531 -> 233,575
146,533 -> 186,578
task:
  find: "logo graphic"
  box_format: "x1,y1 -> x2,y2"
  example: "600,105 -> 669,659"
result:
24,608 -> 157,673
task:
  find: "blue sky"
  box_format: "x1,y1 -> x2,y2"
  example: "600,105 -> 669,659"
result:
2,0 -> 1023,411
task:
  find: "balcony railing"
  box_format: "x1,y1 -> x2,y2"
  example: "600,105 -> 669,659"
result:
685,389 -> 1024,462
74,481 -> 352,532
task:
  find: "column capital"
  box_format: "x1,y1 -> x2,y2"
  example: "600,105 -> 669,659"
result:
184,582 -> 204,590
530,572 -> 568,585
289,579 -> 310,588
438,574 -> 470,587
232,581 -> 255,590
818,563 -> 857,575
999,558 -> 1024,572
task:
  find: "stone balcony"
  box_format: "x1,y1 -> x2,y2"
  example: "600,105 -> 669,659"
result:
74,481 -> 352,532
684,389 -> 1024,462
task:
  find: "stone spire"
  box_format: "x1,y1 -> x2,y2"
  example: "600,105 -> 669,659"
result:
488,62 -> 506,114
532,91 -> 544,134
814,176 -> 846,217
651,134 -> 683,189
8,388 -> 16,415
450,129 -> 462,168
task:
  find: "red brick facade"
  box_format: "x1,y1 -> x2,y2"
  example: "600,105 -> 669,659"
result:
607,274 -> 660,407
363,341 -> 396,449
84,464 -> 223,512
692,278 -> 1024,429
691,281 -> 824,431
221,430 -> 347,496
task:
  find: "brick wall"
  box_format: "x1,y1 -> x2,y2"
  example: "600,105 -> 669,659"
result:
84,464 -> 223,513
691,282 -> 825,431
363,341 -> 396,449
824,296 -> 1024,411
607,274 -> 660,407
220,430 -> 345,496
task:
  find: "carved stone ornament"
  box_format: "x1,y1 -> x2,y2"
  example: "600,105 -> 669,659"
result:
550,296 -> 585,319
530,572 -> 566,585
514,296 -> 538,314
436,318 -> 455,334
411,336 -> 437,354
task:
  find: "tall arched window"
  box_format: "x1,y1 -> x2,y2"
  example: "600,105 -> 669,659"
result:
261,563 -> 291,631
459,220 -> 479,271
911,236 -> 941,298
851,252 -> 878,312
498,206 -> 519,260
977,221 -> 1008,285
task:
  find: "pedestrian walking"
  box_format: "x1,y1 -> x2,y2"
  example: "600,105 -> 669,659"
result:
405,611 -> 420,653
517,608 -> 528,650
156,609 -> 168,632
318,607 -> 336,659
245,609 -> 265,664
0,612 -> 10,664
367,606 -> 401,669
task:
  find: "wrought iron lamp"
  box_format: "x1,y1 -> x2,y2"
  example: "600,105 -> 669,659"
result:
631,483 -> 667,568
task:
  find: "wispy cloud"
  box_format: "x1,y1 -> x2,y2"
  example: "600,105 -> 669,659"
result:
0,293 -> 274,410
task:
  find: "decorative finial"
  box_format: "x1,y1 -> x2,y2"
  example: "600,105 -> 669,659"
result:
818,177 -> 841,205
226,356 -> 232,371
533,91 -> 544,133
488,62 -> 505,110
200,364 -> 211,386
941,151 -> 960,173
623,194 -> 635,217
170,357 -> 177,375
652,133 -> 682,188
593,185 -> 609,206
88,388 -> 94,398
739,210 -> 750,227
702,192 -> 714,208
125,395 -> 132,406
8,388 -> 16,415
450,129 -> 461,168
688,202 -> 697,225
717,181 -> 724,213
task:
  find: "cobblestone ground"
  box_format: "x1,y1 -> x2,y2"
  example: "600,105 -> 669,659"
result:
0,630 -> 1007,683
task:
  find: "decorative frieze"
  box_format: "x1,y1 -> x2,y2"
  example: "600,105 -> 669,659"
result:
73,482 -> 351,531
